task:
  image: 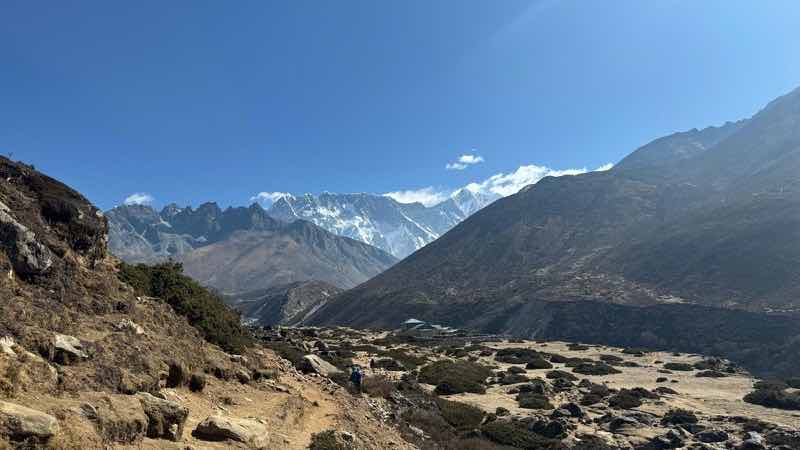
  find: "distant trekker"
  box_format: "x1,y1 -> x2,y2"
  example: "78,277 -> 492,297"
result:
350,365 -> 363,393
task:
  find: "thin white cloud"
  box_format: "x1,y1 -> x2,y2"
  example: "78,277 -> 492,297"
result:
595,162 -> 614,171
383,187 -> 449,207
464,163 -> 613,197
446,153 -> 485,170
124,192 -> 154,205
250,191 -> 292,205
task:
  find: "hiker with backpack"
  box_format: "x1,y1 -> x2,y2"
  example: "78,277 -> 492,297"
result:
350,365 -> 363,393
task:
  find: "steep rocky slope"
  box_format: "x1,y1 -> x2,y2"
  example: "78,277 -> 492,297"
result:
0,157 -> 413,449
107,203 -> 397,292
308,87 -> 800,376
267,190 -> 499,258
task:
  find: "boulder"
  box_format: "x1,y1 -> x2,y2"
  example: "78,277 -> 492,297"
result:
302,355 -> 342,377
192,415 -> 269,448
137,392 -> 189,441
0,205 -> 54,276
0,336 -> 16,357
115,319 -> 145,335
0,401 -> 59,442
53,333 -> 88,364
80,395 -> 148,443
695,429 -> 729,443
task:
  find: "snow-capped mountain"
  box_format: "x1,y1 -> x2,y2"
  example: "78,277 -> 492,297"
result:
267,190 -> 499,258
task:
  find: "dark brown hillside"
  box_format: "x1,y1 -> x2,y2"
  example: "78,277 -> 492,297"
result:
307,87 -> 800,377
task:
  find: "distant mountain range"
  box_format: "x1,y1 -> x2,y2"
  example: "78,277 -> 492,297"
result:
224,280 -> 343,327
106,203 -> 396,292
309,86 -> 800,334
266,189 -> 499,258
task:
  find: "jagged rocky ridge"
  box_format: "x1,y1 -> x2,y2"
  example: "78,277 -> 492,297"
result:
266,190 -> 500,258
225,280 -> 344,327
106,202 -> 397,292
308,86 -> 800,377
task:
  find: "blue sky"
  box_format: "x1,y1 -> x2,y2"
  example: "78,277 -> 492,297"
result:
2,1 -> 800,210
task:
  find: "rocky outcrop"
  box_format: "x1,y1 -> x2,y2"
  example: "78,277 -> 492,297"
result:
53,333 -> 89,364
0,401 -> 59,442
137,392 -> 189,441
193,415 -> 269,448
80,395 -> 148,444
302,354 -> 342,377
0,203 -> 54,277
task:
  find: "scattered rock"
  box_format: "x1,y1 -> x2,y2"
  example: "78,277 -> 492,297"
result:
235,369 -> 252,384
302,355 -> 342,377
137,392 -> 189,441
53,333 -> 88,364
0,400 -> 59,442
80,395 -> 148,443
695,429 -> 729,443
193,415 -> 269,448
115,319 -> 145,335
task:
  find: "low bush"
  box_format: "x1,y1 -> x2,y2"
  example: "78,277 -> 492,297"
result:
609,389 -> 643,409
118,262 -> 251,353
495,348 -> 543,365
599,354 -> 624,364
436,398 -> 485,430
546,370 -> 578,381
525,358 -> 553,370
377,349 -> 426,369
481,420 -> 563,449
743,389 -> 800,411
516,392 -> 554,410
567,343 -> 590,351
661,408 -> 698,425
754,379 -> 789,390
572,362 -> 621,376
500,373 -> 529,385
420,360 -> 492,395
663,362 -> 694,371
696,370 -> 727,378
362,376 -> 397,399
507,366 -> 527,375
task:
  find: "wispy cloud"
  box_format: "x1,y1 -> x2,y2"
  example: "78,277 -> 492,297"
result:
445,153 -> 485,170
124,192 -> 154,205
387,162 -> 614,206
383,187 -> 449,207
250,191 -> 292,205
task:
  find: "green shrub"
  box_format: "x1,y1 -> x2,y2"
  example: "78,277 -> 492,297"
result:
754,379 -> 789,390
663,362 -> 694,371
507,366 -> 526,375
495,348 -> 543,364
599,354 -> 624,364
743,389 -> 800,411
377,349 -> 426,369
608,389 -> 642,409
362,376 -> 396,399
525,358 -> 553,370
572,362 -> 621,376
546,370 -> 578,381
118,262 -> 251,353
435,398 -> 485,430
516,392 -> 554,410
661,408 -> 698,425
419,360 -> 492,395
500,373 -> 529,385
481,420 -> 562,449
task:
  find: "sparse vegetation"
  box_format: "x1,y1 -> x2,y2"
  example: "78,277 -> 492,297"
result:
118,262 -> 251,353
663,362 -> 694,371
516,392 -> 554,410
481,420 -> 562,449
419,360 -> 493,395
743,389 -> 800,411
661,408 -> 698,425
495,348 -> 543,364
